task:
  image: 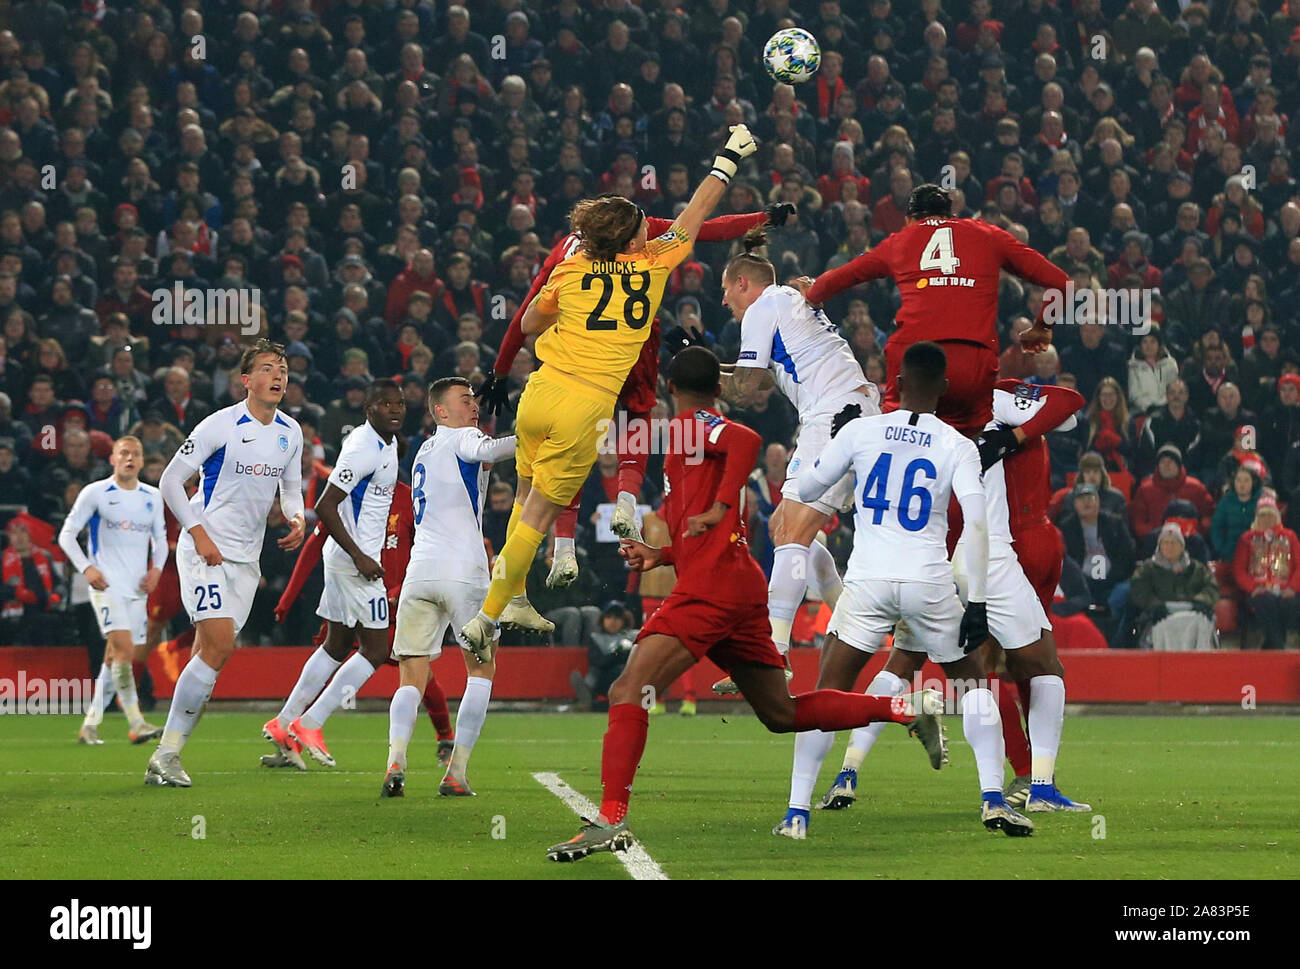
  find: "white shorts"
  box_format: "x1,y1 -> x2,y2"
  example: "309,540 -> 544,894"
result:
318,568 -> 389,629
89,589 -> 148,644
952,543 -> 1051,650
829,578 -> 965,664
783,393 -> 878,515
177,541 -> 261,636
392,578 -> 490,659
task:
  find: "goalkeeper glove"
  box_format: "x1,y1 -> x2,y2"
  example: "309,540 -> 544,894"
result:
711,124 -> 757,184
830,401 -> 862,438
663,323 -> 709,355
958,601 -> 989,654
765,202 -> 796,227
475,371 -> 511,418
976,426 -> 1020,471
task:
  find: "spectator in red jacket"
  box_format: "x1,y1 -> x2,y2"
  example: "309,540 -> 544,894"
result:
817,142 -> 870,205
1130,442 -> 1216,539
1,518 -> 60,625
1232,493 -> 1300,648
384,249 -> 446,328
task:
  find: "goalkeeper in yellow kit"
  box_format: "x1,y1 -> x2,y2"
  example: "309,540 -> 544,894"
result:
461,125 -> 759,654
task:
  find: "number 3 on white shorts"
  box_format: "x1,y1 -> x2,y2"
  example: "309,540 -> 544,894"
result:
919,227 -> 960,275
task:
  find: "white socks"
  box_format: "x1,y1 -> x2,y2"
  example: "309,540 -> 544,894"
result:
1027,674 -> 1066,786
278,647 -> 342,729
386,685 -> 420,770
961,688 -> 1005,795
113,660 -> 143,728
842,670 -> 907,770
301,653 -> 377,731
159,654 -> 219,753
616,490 -> 637,510
806,540 -> 843,610
449,675 -> 493,777
788,728 -> 835,811
554,536 -> 575,558
768,543 -> 809,655
83,661 -> 116,728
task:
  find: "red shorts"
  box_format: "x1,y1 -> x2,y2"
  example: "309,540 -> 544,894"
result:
1012,521 -> 1064,618
619,321 -> 660,414
147,559 -> 182,624
638,593 -> 784,673
884,338 -> 997,438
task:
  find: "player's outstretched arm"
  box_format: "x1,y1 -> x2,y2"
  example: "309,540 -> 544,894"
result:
492,241 -> 567,377
997,227 -> 1071,351
669,125 -> 758,246
456,429 -> 518,465
796,424 -> 855,505
619,538 -> 665,572
805,245 -> 892,305
521,291 -> 560,335
1009,382 -> 1086,441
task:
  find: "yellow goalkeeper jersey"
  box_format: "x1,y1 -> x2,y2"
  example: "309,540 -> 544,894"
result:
533,223 -> 694,395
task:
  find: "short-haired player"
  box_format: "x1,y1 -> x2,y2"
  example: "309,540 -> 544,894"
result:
382,377 -> 517,797
777,342 -> 1033,838
263,379 -> 405,768
712,227 -> 881,693
59,435 -> 167,745
148,340 -> 305,786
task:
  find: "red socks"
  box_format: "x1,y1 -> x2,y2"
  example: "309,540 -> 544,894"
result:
991,673 -> 1032,778
617,412 -> 650,497
422,675 -> 453,740
556,494 -> 580,539
793,690 -> 912,732
599,703 -> 649,825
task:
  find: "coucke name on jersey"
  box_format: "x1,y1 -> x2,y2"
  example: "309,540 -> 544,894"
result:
884,424 -> 934,447
588,261 -> 642,275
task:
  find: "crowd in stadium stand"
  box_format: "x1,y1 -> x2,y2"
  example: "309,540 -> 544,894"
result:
1,0 -> 1299,655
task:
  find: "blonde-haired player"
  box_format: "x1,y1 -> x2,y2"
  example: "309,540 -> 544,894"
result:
461,125 -> 759,653
59,435 -> 167,744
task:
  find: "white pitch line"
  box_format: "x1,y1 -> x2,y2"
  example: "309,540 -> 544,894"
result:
532,772 -> 668,881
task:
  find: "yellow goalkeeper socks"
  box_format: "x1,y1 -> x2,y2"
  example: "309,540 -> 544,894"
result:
483,521 -> 544,620
505,501 -> 523,543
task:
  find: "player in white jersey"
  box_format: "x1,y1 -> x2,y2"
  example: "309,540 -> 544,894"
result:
59,436 -> 167,745
381,377 -> 516,798
147,340 -> 306,787
774,342 -> 1034,839
714,229 -> 880,692
261,380 -> 406,770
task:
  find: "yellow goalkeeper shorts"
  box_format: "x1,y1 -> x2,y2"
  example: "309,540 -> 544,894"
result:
514,365 -> 616,506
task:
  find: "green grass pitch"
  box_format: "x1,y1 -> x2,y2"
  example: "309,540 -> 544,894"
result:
1,711 -> 1294,879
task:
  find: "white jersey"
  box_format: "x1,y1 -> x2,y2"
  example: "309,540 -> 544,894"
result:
171,400 -> 304,562
58,477 -> 167,600
809,410 -> 983,585
982,384 -> 1078,552
734,284 -> 876,421
322,421 -> 398,571
408,425 -> 516,585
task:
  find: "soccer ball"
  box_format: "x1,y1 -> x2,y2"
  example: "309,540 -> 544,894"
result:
763,28 -> 821,84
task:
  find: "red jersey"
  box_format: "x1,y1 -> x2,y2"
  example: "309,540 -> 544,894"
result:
993,379 -> 1086,535
657,408 -> 766,605
807,217 -> 1069,355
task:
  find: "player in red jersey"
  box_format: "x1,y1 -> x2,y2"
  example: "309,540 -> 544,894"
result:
975,378 -> 1086,805
545,347 -> 943,862
267,480 -> 456,769
477,204 -> 790,597
803,184 -> 1068,437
